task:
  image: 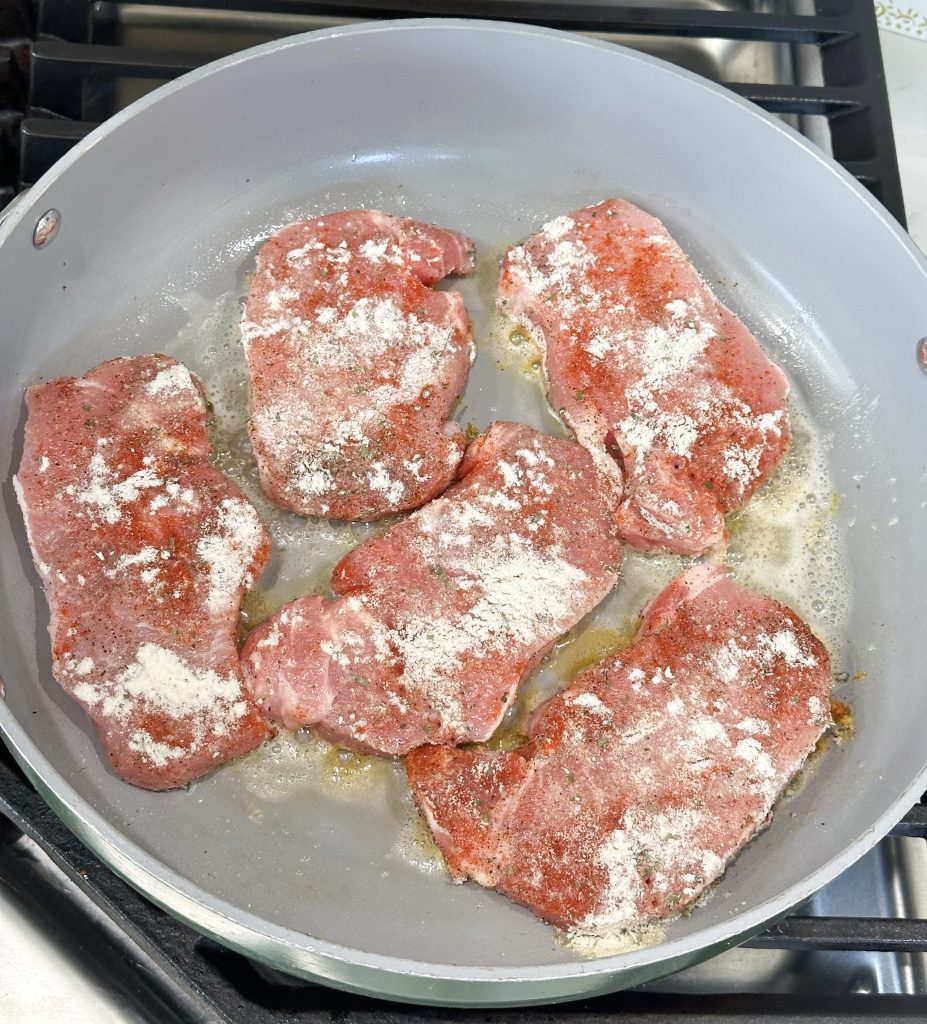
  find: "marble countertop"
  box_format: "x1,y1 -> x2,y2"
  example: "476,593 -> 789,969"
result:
881,28 -> 927,251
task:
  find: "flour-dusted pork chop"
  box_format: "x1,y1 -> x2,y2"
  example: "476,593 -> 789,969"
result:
243,210 -> 475,520
498,199 -> 790,555
241,422 -> 622,756
406,565 -> 831,943
14,355 -> 272,790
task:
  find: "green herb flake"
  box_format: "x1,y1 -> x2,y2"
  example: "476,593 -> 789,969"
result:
429,564 -> 457,590
355,675 -> 369,688
574,390 -> 584,401
665,893 -> 681,909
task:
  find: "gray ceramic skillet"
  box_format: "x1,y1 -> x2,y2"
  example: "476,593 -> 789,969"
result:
1,18 -> 927,1008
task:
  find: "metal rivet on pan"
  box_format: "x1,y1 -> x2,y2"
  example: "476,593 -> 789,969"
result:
918,337 -> 927,375
33,209 -> 60,249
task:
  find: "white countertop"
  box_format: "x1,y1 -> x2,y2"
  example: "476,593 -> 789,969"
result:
881,29 -> 927,250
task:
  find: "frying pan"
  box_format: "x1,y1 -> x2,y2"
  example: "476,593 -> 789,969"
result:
1,18 -> 927,1008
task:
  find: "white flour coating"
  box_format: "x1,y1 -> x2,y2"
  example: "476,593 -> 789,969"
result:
67,442 -> 163,525
582,804 -> 718,936
149,480 -> 197,513
244,296 -> 455,372
103,546 -> 160,577
390,533 -> 589,730
564,692 -> 611,717
363,438 -> 599,734
367,462 -> 405,505
72,643 -> 249,767
542,215 -> 576,241
762,629 -> 817,668
126,732 -> 186,769
146,363 -> 197,398
358,237 -> 405,265
506,235 -> 597,307
195,497 -> 265,615
709,628 -> 817,690
724,443 -> 762,488
244,288 -> 464,504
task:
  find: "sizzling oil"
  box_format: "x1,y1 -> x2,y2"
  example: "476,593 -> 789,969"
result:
229,730 -> 399,809
547,624 -> 638,684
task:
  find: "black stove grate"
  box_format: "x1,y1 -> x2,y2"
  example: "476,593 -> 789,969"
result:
0,0 -> 908,226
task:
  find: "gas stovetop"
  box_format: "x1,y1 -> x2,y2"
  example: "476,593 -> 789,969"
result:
1,1 -> 925,1020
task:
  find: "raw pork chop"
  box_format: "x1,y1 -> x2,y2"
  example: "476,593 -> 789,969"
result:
241,422 -> 622,756
406,565 -> 831,941
498,199 -> 790,555
243,210 -> 475,520
14,355 -> 272,790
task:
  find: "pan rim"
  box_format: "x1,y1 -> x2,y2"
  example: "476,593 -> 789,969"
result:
2,15 -> 927,996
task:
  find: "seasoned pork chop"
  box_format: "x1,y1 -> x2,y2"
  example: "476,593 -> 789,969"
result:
241,422 -> 622,756
14,355 -> 272,790
498,199 -> 790,555
407,565 -> 831,940
244,210 -> 475,520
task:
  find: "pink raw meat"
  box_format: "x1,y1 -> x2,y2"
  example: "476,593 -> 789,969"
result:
407,565 -> 831,939
241,422 -> 622,756
14,355 -> 272,790
498,199 -> 790,556
243,209 -> 475,521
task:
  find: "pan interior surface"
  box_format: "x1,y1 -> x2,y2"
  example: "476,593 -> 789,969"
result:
1,20 -> 927,1005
